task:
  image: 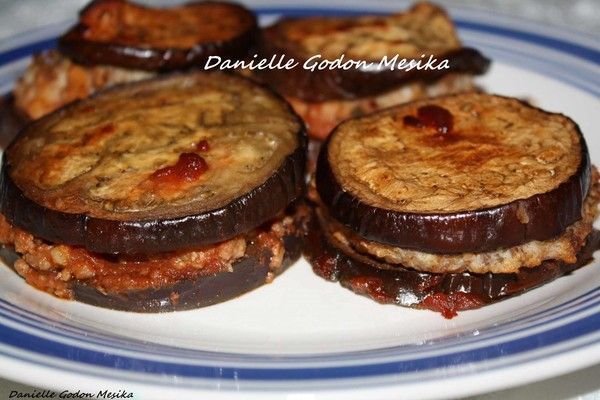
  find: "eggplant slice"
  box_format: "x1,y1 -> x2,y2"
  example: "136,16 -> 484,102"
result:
317,93 -> 590,254
59,0 -> 258,71
257,3 -> 489,102
1,72 -> 306,255
0,95 -> 27,148
305,210 -> 600,318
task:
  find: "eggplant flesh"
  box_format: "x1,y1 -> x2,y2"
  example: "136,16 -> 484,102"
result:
58,0 -> 258,71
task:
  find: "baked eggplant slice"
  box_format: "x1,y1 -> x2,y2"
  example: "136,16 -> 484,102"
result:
1,72 -> 306,255
59,0 -> 258,71
0,95 -> 27,148
316,93 -> 591,254
257,3 -> 489,102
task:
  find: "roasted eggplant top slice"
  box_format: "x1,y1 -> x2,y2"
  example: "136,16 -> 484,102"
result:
58,0 -> 258,71
258,2 -> 489,101
2,72 -> 306,254
316,93 -> 591,253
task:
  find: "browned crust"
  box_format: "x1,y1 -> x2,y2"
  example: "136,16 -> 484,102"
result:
58,0 -> 258,71
1,73 -> 307,255
304,208 -> 600,318
256,3 -> 489,101
316,94 -> 591,253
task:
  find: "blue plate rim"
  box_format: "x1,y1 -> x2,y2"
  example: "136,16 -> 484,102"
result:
0,4 -> 598,390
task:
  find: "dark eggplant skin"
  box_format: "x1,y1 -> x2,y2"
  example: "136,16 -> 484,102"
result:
257,21 -> 490,102
304,210 -> 600,318
58,0 -> 259,71
315,101 -> 591,254
0,221 -> 305,312
0,95 -> 27,149
0,74 -> 307,256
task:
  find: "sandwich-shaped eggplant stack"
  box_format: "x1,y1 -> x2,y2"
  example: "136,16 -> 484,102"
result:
12,0 -> 257,120
306,93 -> 600,318
0,72 -> 307,312
59,0 -> 257,71
257,2 -> 490,140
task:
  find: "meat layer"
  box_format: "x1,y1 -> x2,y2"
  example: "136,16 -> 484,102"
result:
0,204 -> 308,299
319,168 -> 600,274
13,50 -> 153,119
305,207 -> 600,318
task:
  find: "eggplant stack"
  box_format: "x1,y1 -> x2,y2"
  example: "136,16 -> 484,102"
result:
305,93 -> 600,318
257,2 -> 490,140
0,72 -> 307,312
13,0 -> 258,120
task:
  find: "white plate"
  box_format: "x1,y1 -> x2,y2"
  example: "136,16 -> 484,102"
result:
0,2 -> 598,399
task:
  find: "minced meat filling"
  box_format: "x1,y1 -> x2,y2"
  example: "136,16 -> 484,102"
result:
0,209 -> 302,299
13,50 -> 153,119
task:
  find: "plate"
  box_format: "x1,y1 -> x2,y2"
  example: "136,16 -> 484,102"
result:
0,1 -> 598,399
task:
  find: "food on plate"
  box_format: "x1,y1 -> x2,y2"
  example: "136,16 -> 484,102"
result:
13,50 -> 154,120
13,0 -> 258,120
305,93 -> 600,318
59,0 -> 257,71
257,2 -> 490,140
0,95 -> 27,148
0,72 -> 308,312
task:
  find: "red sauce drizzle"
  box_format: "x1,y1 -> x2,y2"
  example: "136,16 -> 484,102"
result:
402,115 -> 423,128
403,105 -> 454,134
420,293 -> 484,319
418,105 -> 453,134
195,139 -> 210,152
151,153 -> 208,183
347,276 -> 390,304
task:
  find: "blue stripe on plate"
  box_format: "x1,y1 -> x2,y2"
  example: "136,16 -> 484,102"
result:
0,38 -> 56,65
0,311 -> 597,382
455,20 -> 600,64
252,7 -> 600,64
0,288 -> 597,364
0,288 -> 597,368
